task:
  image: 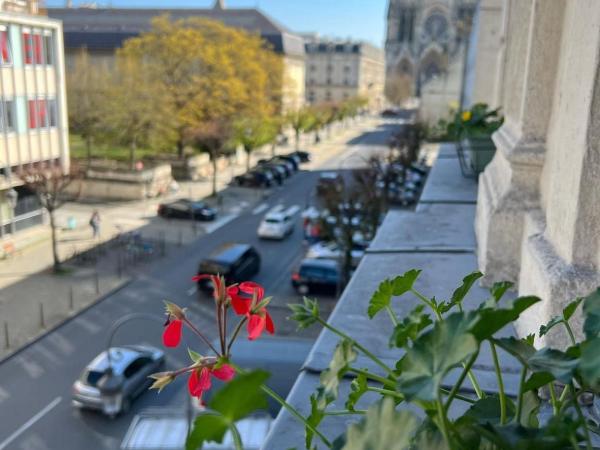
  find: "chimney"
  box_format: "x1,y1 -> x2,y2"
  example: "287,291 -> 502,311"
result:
213,0 -> 225,9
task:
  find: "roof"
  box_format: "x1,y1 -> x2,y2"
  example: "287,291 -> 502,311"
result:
299,258 -> 339,269
305,39 -> 384,60
207,243 -> 252,264
86,347 -> 142,374
47,7 -> 305,57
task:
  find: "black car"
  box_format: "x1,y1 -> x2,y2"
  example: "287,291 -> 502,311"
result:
291,258 -> 340,295
259,163 -> 287,183
197,243 -> 261,292
234,170 -> 272,188
289,150 -> 311,163
158,199 -> 217,221
316,172 -> 344,196
273,155 -> 299,171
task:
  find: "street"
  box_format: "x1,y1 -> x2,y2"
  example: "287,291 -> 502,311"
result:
0,119 -> 397,450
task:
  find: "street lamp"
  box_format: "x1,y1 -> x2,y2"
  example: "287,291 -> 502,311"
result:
6,188 -> 18,234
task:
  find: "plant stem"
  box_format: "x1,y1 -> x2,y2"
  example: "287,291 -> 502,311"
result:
559,384 -> 571,404
183,318 -> 221,356
385,305 -> 399,326
325,409 -> 367,416
366,386 -> 404,400
440,388 -> 476,404
570,383 -> 593,450
317,317 -> 395,377
226,317 -> 247,355
229,423 -> 243,450
349,367 -> 395,389
411,288 -> 440,318
549,382 -> 559,415
563,321 -> 577,346
489,341 -> 507,424
437,395 -> 453,450
515,367 -> 527,424
260,384 -> 332,448
445,352 -> 478,413
466,365 -> 485,400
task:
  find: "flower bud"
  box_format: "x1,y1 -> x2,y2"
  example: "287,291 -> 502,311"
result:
149,372 -> 174,393
164,301 -> 186,320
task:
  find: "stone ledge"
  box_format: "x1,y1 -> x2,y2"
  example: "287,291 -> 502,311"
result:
420,157 -> 479,204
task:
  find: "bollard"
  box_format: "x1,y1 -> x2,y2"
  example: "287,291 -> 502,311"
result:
69,286 -> 74,311
94,271 -> 100,295
3,322 -> 9,349
39,303 -> 45,329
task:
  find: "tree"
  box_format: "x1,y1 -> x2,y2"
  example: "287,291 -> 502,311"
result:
287,107 -> 315,150
233,116 -> 279,171
18,167 -> 80,272
66,49 -> 111,164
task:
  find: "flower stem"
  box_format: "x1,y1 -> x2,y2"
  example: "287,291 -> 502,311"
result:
385,305 -> 399,326
229,423 -> 243,450
445,352 -> 478,413
183,318 -> 221,356
515,366 -> 527,423
489,341 -> 506,424
349,367 -> 395,388
317,317 -> 395,378
226,317 -> 247,356
260,384 -> 332,448
366,386 -> 404,399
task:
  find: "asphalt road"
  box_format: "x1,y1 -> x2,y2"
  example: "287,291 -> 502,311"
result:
0,120 -> 397,450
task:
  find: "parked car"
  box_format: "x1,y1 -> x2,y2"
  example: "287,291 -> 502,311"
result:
234,171 -> 272,188
278,154 -> 301,169
258,164 -> 284,185
316,172 -> 343,196
289,150 -> 311,163
291,258 -> 340,295
72,345 -> 165,418
197,243 -> 261,292
257,206 -> 296,239
158,199 -> 217,221
305,240 -> 366,267
271,157 -> 297,173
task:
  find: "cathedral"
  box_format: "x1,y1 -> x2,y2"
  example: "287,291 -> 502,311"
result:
384,0 -> 477,111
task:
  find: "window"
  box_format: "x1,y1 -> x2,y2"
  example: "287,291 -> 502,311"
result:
0,100 -> 15,132
28,98 -> 57,129
23,30 -> 52,65
123,357 -> 151,378
43,34 -> 53,65
0,28 -> 11,65
344,78 -> 350,86
326,77 -> 332,85
309,64 -> 316,72
325,91 -> 332,101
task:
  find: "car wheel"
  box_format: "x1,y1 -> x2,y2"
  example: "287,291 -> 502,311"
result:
297,284 -> 309,295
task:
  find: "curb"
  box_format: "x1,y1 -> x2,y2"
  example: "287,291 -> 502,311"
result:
0,278 -> 134,365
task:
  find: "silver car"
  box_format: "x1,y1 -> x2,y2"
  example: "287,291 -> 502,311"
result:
72,345 -> 165,417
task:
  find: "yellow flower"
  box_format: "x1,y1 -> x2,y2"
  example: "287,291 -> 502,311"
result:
462,111 -> 472,121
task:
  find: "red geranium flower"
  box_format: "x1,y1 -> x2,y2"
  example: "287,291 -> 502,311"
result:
230,281 -> 275,340
163,318 -> 183,348
188,363 -> 235,404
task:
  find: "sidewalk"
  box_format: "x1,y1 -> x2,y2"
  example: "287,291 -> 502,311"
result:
0,116 -> 379,359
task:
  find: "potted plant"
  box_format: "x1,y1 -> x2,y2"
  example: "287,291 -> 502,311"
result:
447,103 -> 503,174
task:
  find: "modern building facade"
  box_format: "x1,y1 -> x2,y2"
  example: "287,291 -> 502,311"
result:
304,39 -> 385,111
0,0 -> 69,239
384,0 -> 476,120
48,0 -> 306,112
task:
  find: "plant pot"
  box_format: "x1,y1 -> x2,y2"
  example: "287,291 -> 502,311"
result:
463,135 -> 496,174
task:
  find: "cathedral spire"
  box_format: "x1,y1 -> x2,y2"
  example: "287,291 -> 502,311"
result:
213,0 -> 225,9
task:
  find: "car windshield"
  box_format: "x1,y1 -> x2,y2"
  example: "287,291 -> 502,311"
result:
265,218 -> 282,224
83,369 -> 105,387
200,261 -> 229,274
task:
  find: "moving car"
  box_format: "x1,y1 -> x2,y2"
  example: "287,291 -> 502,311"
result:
72,345 -> 165,418
305,240 -> 366,267
257,206 -> 296,239
197,243 -> 261,291
291,258 -> 340,295
316,172 -> 343,196
158,199 -> 217,221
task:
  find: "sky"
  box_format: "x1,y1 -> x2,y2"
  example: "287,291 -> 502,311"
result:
44,0 -> 389,48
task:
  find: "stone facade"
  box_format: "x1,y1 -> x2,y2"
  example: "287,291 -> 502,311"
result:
304,39 -> 385,111
473,0 -> 600,347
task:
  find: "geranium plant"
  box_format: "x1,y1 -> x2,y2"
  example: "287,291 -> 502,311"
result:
446,102 -> 503,141
151,270 -> 600,450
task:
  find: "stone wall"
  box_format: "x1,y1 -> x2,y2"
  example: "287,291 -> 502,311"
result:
473,0 -> 600,347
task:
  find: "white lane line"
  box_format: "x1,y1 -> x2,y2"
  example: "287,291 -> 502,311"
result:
252,203 -> 269,215
203,214 -> 238,233
0,397 -> 62,450
187,286 -> 197,296
287,205 -> 301,216
0,386 -> 9,404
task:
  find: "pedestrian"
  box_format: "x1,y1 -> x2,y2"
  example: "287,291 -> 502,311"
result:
89,210 -> 100,239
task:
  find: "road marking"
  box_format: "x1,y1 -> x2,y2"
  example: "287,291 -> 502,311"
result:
75,317 -> 102,334
0,397 -> 62,450
252,203 -> 269,215
203,214 -> 238,233
187,285 -> 197,296
287,205 -> 301,216
0,386 -> 9,404
17,357 -> 44,379
47,333 -> 74,355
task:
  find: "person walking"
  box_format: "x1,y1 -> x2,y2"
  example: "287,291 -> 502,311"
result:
89,210 -> 101,239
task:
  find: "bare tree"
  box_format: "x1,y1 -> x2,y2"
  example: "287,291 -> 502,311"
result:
18,166 -> 80,272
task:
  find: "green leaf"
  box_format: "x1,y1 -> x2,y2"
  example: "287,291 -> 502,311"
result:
470,296 -> 541,341
209,370 -> 269,422
528,348 -> 579,384
583,288 -> 600,339
186,414 -> 229,450
579,337 -> 600,389
367,270 -> 421,319
465,395 -> 516,425
288,297 -> 320,330
397,312 -> 479,401
188,348 -> 203,363
539,316 -> 562,337
342,398 -> 418,450
389,305 -> 432,348
522,372 -> 554,392
318,340 -> 357,407
490,281 -> 514,303
346,372 -> 368,411
306,394 -> 326,450
450,271 -> 483,308
519,391 -> 540,427
563,297 -> 583,321
411,419 -> 452,450
492,337 -> 536,365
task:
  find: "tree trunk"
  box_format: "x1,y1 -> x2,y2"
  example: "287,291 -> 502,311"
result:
295,129 -> 300,150
211,152 -> 218,197
177,139 -> 185,160
271,142 -> 276,158
48,209 -> 61,272
245,146 -> 252,171
85,135 -> 92,166
130,139 -> 137,170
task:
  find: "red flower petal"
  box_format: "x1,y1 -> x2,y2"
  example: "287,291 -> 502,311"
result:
188,369 -> 201,397
231,294 -> 251,315
162,319 -> 183,348
239,281 -> 264,301
198,367 -> 212,391
212,364 -> 235,382
265,310 -> 275,335
247,313 -> 266,341
191,274 -> 210,282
